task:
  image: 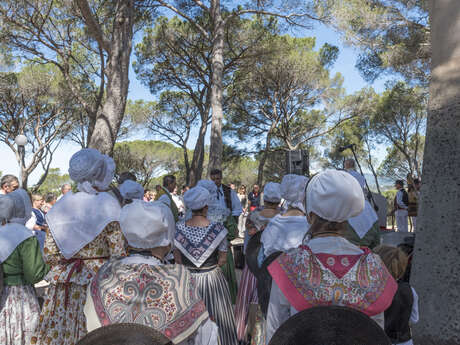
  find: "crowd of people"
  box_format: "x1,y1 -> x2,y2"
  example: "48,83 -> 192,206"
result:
0,148 -> 419,345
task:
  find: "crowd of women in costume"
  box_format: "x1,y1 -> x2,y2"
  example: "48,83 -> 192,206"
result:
0,148 -> 418,345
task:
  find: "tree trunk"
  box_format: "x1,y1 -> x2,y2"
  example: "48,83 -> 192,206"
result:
207,0 -> 224,174
189,113 -> 209,186
411,1 -> 460,344
88,1 -> 134,156
257,131 -> 273,186
183,146 -> 191,186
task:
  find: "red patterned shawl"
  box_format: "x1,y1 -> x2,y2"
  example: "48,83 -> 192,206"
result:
91,259 -> 208,344
268,245 -> 397,316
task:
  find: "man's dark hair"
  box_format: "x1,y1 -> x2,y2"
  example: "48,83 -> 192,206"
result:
45,192 -> 57,203
395,180 -> 405,187
1,174 -> 19,188
210,169 -> 222,176
163,175 -> 176,187
118,171 -> 137,185
414,178 -> 420,184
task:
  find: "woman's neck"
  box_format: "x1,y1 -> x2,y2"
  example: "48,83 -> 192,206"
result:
186,215 -> 210,227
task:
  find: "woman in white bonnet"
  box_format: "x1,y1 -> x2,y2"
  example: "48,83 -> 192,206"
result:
84,200 -> 218,345
265,170 -> 397,342
260,174 -> 310,262
32,148 -> 126,345
0,191 -> 49,345
174,186 -> 238,345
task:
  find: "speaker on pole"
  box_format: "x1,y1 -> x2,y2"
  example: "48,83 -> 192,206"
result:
285,150 -> 309,176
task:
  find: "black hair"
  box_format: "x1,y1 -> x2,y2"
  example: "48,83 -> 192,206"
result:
118,171 -> 137,184
1,174 -> 18,188
45,192 -> 57,203
163,175 -> 176,188
210,169 -> 222,176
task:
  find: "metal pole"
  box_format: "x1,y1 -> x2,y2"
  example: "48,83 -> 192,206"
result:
18,145 -> 24,188
348,145 -> 379,212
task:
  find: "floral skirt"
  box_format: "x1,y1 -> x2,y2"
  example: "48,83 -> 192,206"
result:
0,285 -> 41,345
31,283 -> 87,345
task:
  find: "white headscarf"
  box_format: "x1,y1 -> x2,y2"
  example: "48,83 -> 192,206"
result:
280,174 -> 309,213
196,180 -> 228,222
0,194 -> 14,223
46,191 -> 121,259
8,189 -> 32,225
196,180 -> 218,197
306,169 -> 364,222
119,180 -> 144,201
0,194 -> 34,263
263,182 -> 281,203
183,186 -> 210,211
120,200 -> 174,249
69,148 -> 115,194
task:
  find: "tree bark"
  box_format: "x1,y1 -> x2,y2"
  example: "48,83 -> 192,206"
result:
257,130 -> 274,186
87,1 -> 134,155
207,0 -> 224,174
189,113 -> 209,186
411,1 -> 460,344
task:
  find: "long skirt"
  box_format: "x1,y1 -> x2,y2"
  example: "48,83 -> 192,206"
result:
0,285 -> 41,345
221,249 -> 238,304
234,264 -> 265,345
31,283 -> 87,345
191,267 -> 238,345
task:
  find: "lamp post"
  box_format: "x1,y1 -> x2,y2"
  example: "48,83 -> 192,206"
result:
14,134 -> 28,188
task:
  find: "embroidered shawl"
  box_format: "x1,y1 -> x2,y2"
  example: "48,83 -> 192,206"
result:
174,221 -> 227,267
268,245 -> 397,316
91,259 -> 208,344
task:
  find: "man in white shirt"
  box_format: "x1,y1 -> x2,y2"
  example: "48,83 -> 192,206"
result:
157,175 -> 179,222
210,169 -> 242,222
394,180 -> 409,233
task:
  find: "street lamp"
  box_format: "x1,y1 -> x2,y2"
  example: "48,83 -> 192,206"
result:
14,134 -> 28,188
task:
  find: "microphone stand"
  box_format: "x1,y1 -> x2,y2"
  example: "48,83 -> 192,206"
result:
348,145 -> 379,212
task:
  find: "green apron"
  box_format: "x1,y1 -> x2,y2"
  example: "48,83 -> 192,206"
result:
221,215 -> 238,304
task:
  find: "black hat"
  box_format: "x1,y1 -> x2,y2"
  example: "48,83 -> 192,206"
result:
268,306 -> 391,345
76,323 -> 172,345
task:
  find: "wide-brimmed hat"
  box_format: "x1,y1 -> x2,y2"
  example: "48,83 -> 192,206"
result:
268,305 -> 391,345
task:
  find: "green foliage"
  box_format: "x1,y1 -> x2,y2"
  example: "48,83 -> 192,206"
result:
321,0 -> 429,84
372,82 -> 426,178
36,168 -> 72,196
0,63 -> 75,189
226,33 -> 344,151
113,140 -> 184,188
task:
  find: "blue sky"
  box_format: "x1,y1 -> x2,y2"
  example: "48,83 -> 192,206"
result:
0,22 -> 390,185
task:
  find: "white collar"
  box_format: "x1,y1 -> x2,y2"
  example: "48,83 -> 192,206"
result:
308,236 -> 364,255
46,191 -> 121,259
0,223 -> 34,262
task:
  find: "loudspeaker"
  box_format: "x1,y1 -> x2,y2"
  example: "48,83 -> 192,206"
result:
285,150 -> 309,176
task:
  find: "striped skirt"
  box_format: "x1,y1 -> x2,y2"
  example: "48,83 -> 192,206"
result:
190,266 -> 238,345
235,264 -> 258,341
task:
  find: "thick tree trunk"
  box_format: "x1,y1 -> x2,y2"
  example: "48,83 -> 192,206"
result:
207,0 -> 224,174
189,113 -> 209,186
88,1 -> 134,155
411,1 -> 460,344
183,146 -> 191,186
257,132 -> 273,186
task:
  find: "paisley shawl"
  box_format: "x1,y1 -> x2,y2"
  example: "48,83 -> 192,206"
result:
268,245 -> 397,316
91,259 -> 209,344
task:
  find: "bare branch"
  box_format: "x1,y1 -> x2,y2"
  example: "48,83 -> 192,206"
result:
75,0 -> 111,52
